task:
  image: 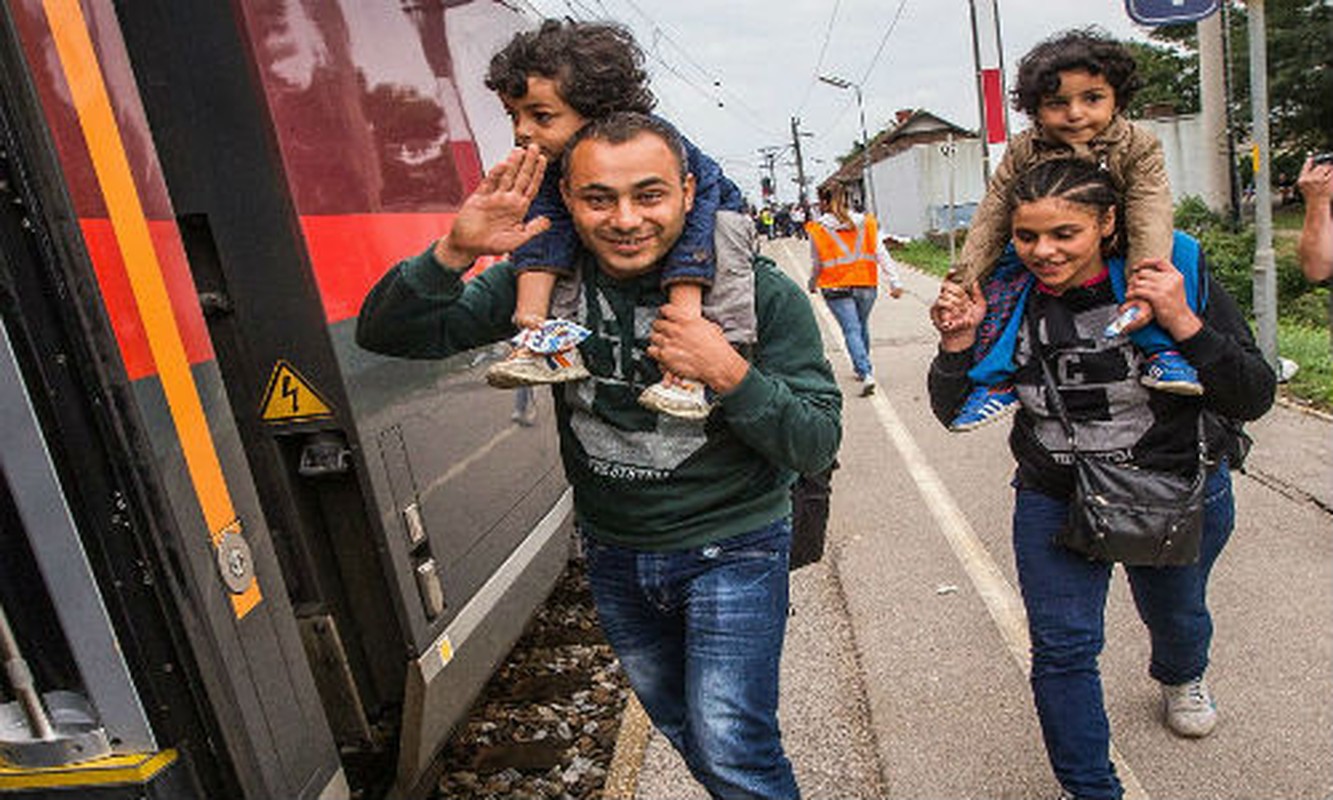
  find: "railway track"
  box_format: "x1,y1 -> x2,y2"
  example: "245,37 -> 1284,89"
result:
431,557 -> 631,799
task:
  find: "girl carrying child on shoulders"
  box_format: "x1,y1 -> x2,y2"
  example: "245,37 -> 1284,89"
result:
948,28 -> 1202,432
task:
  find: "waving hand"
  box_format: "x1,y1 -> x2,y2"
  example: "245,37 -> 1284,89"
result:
433,145 -> 552,268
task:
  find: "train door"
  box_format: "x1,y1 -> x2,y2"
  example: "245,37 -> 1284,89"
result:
2,1 -> 571,798
0,2 -> 346,798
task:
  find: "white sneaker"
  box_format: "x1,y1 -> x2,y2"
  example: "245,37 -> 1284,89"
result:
1162,676 -> 1217,738
860,375 -> 877,396
485,347 -> 589,389
638,379 -> 712,420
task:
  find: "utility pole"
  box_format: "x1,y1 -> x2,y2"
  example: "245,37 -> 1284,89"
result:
1198,12 -> 1232,216
943,133 -> 958,265
818,75 -> 875,215
967,0 -> 1005,186
758,146 -> 782,205
1247,0 -> 1278,371
1220,0 -> 1241,225
790,117 -> 812,220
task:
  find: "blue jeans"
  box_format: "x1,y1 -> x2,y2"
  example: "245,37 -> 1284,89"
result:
582,519 -> 799,800
822,287 -> 877,379
1012,463 -> 1236,800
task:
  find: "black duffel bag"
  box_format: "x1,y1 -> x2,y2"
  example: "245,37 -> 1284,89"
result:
789,460 -> 837,570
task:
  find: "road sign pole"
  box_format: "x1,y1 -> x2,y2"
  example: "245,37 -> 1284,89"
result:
1247,0 -> 1278,371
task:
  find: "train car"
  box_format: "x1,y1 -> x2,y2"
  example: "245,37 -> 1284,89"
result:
0,2 -> 568,798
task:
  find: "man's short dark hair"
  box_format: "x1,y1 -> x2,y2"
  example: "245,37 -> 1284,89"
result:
485,19 -> 655,120
561,112 -> 689,183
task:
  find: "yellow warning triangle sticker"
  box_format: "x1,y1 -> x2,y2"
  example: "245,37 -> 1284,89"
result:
260,360 -> 333,422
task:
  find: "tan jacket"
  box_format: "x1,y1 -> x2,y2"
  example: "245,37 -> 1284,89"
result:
957,114 -> 1174,285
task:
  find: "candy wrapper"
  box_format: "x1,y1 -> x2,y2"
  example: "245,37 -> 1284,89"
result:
1103,305 -> 1141,338
513,318 -> 591,354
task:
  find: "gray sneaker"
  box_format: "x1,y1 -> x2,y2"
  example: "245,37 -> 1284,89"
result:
638,379 -> 712,420
485,347 -> 589,389
1162,676 -> 1217,738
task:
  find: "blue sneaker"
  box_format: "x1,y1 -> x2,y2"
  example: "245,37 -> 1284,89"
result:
949,384 -> 1019,432
1141,350 -> 1203,396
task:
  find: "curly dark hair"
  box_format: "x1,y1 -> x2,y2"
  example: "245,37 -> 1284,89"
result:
485,19 -> 655,119
1010,27 -> 1141,117
1012,158 -> 1125,256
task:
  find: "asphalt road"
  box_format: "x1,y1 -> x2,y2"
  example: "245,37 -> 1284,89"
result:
633,236 -> 1333,800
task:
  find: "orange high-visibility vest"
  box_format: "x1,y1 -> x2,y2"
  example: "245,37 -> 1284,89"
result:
806,215 -> 879,288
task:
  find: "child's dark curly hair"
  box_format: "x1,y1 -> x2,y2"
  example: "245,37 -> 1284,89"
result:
485,19 -> 655,119
1010,27 -> 1141,118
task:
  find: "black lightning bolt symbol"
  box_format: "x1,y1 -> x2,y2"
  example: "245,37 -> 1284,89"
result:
281,374 -> 299,414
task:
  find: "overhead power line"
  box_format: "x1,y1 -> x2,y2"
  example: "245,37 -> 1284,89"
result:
857,0 -> 911,87
812,0 -> 911,167
796,0 -> 844,115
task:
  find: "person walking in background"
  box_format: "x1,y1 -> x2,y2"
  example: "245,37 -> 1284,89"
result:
929,158 -> 1274,800
790,202 -> 807,240
1296,153 -> 1333,282
806,183 -> 902,396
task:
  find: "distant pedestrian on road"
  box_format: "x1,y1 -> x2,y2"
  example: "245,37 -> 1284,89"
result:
790,203 -> 807,240
1296,154 -> 1333,282
807,183 -> 902,396
774,205 -> 792,238
928,158 -> 1275,800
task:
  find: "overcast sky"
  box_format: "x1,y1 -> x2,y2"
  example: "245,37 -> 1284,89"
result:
518,0 -> 1164,203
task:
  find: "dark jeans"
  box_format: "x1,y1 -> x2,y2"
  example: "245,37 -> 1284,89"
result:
1012,463 -> 1236,800
582,518 -> 799,800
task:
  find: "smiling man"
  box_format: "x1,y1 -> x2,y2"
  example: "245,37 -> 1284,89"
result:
357,112 -> 840,800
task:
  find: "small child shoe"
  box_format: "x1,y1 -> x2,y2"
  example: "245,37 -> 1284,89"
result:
949,384 -> 1019,432
638,379 -> 713,420
1140,350 -> 1204,396
485,347 -> 589,389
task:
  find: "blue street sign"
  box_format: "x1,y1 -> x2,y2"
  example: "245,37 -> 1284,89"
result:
1125,0 -> 1221,25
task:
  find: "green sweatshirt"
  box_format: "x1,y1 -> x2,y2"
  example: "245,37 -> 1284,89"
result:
356,247 -> 842,551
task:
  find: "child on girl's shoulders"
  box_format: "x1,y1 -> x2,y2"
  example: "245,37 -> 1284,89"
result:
947,27 -> 1202,432
479,19 -> 748,420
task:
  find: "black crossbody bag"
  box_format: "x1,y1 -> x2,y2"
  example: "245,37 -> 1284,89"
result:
1027,313 -> 1205,567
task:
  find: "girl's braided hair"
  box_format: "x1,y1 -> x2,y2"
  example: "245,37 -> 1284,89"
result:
1012,158 -> 1126,256
485,19 -> 655,119
1010,27 -> 1141,117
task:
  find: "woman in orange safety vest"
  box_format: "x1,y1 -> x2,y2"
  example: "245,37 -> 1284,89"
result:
806,183 -> 903,396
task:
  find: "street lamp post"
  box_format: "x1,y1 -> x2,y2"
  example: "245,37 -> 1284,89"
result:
819,74 -> 877,217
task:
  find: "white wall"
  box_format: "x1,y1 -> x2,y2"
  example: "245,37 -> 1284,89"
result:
1137,114 -> 1216,206
873,150 -> 923,238
873,138 -> 986,238
875,115 -> 1217,238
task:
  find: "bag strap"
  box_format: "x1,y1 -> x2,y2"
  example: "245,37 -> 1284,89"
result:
1024,310 -> 1079,450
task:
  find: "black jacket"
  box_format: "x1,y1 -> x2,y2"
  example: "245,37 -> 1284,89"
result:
929,272 -> 1275,499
